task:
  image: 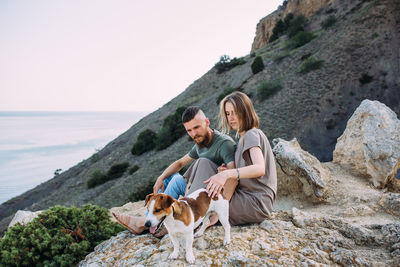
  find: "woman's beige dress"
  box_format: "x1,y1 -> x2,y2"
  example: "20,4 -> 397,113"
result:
229,128 -> 277,225
184,128 -> 277,225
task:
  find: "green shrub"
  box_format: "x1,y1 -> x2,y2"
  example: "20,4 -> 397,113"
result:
257,80 -> 283,101
359,73 -> 373,84
87,162 -> 129,188
214,55 -> 246,74
87,170 -> 107,188
0,204 -> 124,267
273,51 -> 290,62
321,15 -> 337,29
129,165 -> 140,175
286,31 -> 315,49
270,19 -> 286,42
251,56 -> 264,74
299,57 -> 324,74
155,106 -> 187,150
287,15 -> 307,37
131,129 -> 157,155
216,87 -> 237,104
106,162 -> 129,180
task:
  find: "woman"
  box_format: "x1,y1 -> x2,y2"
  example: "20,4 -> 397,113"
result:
204,91 -> 277,225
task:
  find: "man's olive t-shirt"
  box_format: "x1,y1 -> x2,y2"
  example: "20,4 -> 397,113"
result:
188,129 -> 235,166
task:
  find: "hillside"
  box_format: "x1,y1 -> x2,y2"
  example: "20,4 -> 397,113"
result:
1,0 -> 399,234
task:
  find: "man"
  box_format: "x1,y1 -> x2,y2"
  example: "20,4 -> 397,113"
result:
112,106 -> 237,235
153,106 -> 236,199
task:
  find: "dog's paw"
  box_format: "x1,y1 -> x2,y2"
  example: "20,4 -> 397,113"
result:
223,237 -> 231,246
186,252 -> 195,264
168,251 -> 179,260
194,231 -> 203,238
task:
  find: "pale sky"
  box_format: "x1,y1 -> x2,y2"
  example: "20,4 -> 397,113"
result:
0,0 -> 282,112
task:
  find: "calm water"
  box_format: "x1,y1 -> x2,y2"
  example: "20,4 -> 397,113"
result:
0,111 -> 148,204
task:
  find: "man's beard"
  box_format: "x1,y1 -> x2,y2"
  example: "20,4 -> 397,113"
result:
194,132 -> 211,148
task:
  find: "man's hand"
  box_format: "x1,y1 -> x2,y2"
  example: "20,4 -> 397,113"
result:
217,163 -> 228,173
153,177 -> 165,194
204,173 -> 227,198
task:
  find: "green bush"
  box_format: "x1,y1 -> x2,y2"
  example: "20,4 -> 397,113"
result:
359,73 -> 373,84
129,165 -> 140,175
251,56 -> 264,74
214,55 -> 246,74
87,170 -> 107,188
87,162 -> 129,188
155,106 -> 187,150
286,31 -> 315,49
321,15 -> 337,29
106,162 -> 129,180
299,57 -> 324,74
273,51 -> 290,62
257,80 -> 283,101
287,15 -> 307,37
216,87 -> 237,104
131,129 -> 157,155
0,204 -> 124,267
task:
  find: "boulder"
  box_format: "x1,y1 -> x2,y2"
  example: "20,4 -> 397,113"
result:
379,193 -> 400,217
272,138 -> 330,201
333,100 -> 400,190
8,210 -> 42,228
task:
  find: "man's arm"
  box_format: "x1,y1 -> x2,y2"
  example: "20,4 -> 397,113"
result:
153,154 -> 194,194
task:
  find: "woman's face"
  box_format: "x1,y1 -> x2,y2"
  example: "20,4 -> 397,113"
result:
225,102 -> 239,130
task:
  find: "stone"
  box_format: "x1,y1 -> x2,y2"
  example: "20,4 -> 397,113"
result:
379,193 -> 400,217
333,100 -> 400,190
8,210 -> 42,228
272,138 -> 330,201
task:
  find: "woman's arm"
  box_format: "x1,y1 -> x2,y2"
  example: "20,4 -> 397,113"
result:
204,146 -> 265,198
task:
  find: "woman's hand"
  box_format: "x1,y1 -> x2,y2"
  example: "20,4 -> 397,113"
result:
204,173 -> 228,198
217,163 -> 227,173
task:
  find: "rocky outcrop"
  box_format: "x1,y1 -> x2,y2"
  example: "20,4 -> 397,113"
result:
251,0 -> 333,51
333,100 -> 400,191
79,209 -> 400,266
8,210 -> 42,228
273,138 -> 330,202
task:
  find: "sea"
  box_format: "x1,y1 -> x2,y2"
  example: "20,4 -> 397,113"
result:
0,111 -> 148,205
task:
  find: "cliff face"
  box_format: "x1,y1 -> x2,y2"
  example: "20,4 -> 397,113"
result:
252,0 -> 334,51
1,0 -> 400,236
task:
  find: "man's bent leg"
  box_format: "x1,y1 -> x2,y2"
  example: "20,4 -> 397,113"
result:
184,158 -> 218,195
163,173 -> 187,199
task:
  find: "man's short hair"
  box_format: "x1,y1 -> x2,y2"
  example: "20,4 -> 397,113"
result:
182,106 -> 201,123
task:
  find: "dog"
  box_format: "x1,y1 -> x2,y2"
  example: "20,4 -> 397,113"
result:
144,188 -> 231,264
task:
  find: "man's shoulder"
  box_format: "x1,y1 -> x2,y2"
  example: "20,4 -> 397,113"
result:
213,129 -> 235,144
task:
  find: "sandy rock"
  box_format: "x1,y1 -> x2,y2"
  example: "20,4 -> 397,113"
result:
333,100 -> 400,190
379,193 -> 400,217
272,138 -> 330,201
8,210 -> 42,228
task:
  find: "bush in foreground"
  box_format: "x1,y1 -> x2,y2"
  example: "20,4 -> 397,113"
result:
0,204 -> 124,267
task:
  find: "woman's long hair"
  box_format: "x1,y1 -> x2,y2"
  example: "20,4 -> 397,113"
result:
218,91 -> 259,135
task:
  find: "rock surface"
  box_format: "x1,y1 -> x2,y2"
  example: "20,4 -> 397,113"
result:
252,0 -> 333,51
79,162 -> 400,266
273,138 -> 330,202
8,210 -> 42,228
333,99 -> 400,191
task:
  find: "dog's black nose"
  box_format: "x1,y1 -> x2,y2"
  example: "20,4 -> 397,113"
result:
144,221 -> 151,227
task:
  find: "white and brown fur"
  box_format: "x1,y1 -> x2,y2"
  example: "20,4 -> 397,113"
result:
144,188 -> 231,264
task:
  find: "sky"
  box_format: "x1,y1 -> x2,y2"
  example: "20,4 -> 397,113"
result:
0,0 -> 283,112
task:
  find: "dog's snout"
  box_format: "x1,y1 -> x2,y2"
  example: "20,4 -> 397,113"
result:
144,220 -> 151,228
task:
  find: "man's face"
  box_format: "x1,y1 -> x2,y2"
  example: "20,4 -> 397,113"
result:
183,114 -> 210,145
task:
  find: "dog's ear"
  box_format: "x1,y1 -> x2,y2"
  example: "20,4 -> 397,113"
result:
162,195 -> 174,209
144,193 -> 154,206
172,202 -> 182,216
